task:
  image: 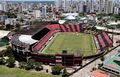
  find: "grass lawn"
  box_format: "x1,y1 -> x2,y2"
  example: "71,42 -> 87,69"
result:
0,65 -> 59,77
43,32 -> 97,56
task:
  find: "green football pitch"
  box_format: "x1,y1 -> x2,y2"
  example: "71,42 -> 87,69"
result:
42,32 -> 97,56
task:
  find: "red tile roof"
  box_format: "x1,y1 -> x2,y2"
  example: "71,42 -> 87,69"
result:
90,70 -> 109,77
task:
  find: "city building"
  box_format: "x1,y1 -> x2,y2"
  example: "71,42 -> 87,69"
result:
104,0 -> 113,14
42,5 -> 47,17
34,10 -> 41,19
114,7 -> 119,14
5,18 -> 16,26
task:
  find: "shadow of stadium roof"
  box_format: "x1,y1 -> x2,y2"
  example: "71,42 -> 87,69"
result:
16,21 -> 58,35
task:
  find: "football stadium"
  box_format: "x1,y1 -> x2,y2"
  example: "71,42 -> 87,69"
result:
11,23 -> 113,66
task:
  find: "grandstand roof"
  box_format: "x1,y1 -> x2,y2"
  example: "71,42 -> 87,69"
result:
65,15 -> 76,20
19,35 -> 37,45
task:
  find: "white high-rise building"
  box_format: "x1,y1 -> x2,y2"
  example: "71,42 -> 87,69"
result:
78,1 -> 84,13
0,4 -> 3,11
56,0 -> 62,9
34,10 -> 41,18
114,7 -> 119,14
86,0 -> 90,13
96,0 -> 113,14
0,2 -> 7,12
108,0 -> 113,14
3,2 -> 7,12
63,0 -> 67,12
104,0 -> 113,14
97,0 -> 105,13
42,5 -> 47,17
21,2 -> 29,12
90,0 -> 94,13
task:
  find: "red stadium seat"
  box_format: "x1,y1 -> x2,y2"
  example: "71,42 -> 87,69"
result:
102,32 -> 113,46
98,34 -> 106,49
71,24 -> 76,32
65,24 -> 71,32
32,30 -> 59,51
60,25 -> 66,32
76,24 -> 80,32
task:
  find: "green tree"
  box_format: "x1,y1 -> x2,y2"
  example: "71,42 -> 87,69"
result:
14,23 -> 21,32
15,23 -> 21,29
5,24 -> 13,30
34,62 -> 43,71
2,36 -> 9,42
101,56 -> 105,62
52,65 -> 63,75
25,59 -> 35,70
0,57 -> 6,65
5,12 -> 17,18
0,25 -> 4,30
19,61 -> 27,69
91,26 -> 97,31
19,18 -> 24,23
62,68 -> 69,77
5,46 -> 13,57
6,56 -> 15,68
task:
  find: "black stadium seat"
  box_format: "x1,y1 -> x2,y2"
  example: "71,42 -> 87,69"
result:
68,24 -> 73,32
32,28 -> 50,40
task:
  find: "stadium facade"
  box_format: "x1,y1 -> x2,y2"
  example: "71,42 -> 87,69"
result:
11,23 -> 113,66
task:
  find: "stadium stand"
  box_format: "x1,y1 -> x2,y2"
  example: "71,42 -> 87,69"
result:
71,24 -> 76,32
96,32 -> 113,51
32,30 -> 59,51
32,28 -> 50,40
47,24 -> 60,31
76,24 -> 80,32
100,33 -> 109,47
98,34 -> 106,49
60,24 -> 66,32
74,24 -> 78,32
63,24 -> 68,32
68,24 -> 73,32
65,24 -> 71,32
32,23 -> 85,51
102,32 -> 113,46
